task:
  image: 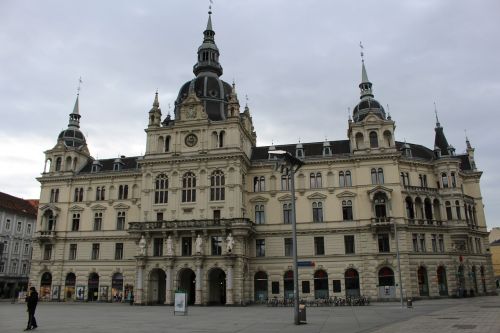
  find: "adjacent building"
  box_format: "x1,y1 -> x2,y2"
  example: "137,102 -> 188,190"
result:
0,192 -> 37,298
29,10 -> 495,304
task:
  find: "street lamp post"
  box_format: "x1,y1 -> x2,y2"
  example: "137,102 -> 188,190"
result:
269,150 -> 304,325
394,219 -> 404,307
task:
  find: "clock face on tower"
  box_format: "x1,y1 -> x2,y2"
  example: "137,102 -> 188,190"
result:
185,133 -> 198,147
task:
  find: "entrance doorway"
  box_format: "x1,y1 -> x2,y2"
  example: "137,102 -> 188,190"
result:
254,271 -> 268,302
378,267 -> 395,298
208,268 -> 226,305
418,266 -> 429,296
345,269 -> 360,297
283,270 -> 294,300
437,266 -> 448,296
40,272 -> 52,301
64,273 -> 76,300
178,268 -> 196,305
87,273 -> 99,301
112,273 -> 124,302
314,270 -> 329,299
148,269 -> 166,304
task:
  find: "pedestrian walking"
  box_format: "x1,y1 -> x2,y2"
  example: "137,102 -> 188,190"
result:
24,287 -> 38,331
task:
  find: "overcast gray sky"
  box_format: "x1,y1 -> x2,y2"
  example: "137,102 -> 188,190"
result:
1,0 -> 499,229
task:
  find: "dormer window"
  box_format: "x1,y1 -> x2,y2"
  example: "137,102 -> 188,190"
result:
91,161 -> 102,173
323,146 -> 332,156
296,148 -> 304,158
113,162 -> 122,171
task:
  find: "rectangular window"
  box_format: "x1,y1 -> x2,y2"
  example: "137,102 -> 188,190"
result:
156,212 -> 163,221
22,263 -> 27,275
284,238 -> 293,257
412,234 -> 419,252
256,239 -> 265,257
283,204 -> 292,224
117,212 -> 126,230
314,237 -> 325,255
438,234 -> 445,252
153,238 -> 163,256
211,236 -> 222,256
213,210 -> 221,223
72,213 -> 80,231
182,237 -> 192,256
312,202 -> 323,222
27,224 -> 32,234
91,243 -> 100,260
431,234 -> 437,252
271,281 -> 280,294
115,243 -> 123,260
255,205 -> 265,224
332,280 -> 342,293
43,244 -> 52,260
93,212 -> 102,231
378,233 -> 390,253
24,243 -> 30,255
17,222 -> 22,232
419,234 -> 426,252
6,219 -> 11,230
344,235 -> 355,254
13,242 -> 19,254
302,281 -> 310,294
475,238 -> 482,254
69,244 -> 77,260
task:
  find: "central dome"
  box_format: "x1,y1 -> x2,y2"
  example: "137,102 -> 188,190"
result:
352,97 -> 386,122
175,74 -> 232,121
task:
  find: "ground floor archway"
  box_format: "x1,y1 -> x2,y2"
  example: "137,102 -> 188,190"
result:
254,271 -> 268,302
148,269 -> 166,304
418,266 -> 429,296
378,267 -> 395,298
437,266 -> 448,296
283,270 -> 294,300
314,270 -> 329,299
40,272 -> 52,301
112,273 -> 124,302
178,268 -> 196,305
208,268 -> 226,305
345,269 -> 360,297
64,272 -> 76,300
87,273 -> 99,301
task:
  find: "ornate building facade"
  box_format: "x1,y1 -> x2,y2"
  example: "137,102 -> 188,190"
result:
29,11 -> 495,304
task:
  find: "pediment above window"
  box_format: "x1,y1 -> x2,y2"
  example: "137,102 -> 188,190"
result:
39,204 -> 61,216
278,194 -> 297,202
69,205 -> 85,212
306,192 -> 327,200
91,204 -> 107,211
113,203 -> 130,210
367,185 -> 393,201
249,195 -> 269,203
336,191 -> 357,198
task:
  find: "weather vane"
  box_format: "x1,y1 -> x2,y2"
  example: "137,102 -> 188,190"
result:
434,102 -> 440,124
245,94 -> 249,107
209,0 -> 213,13
359,42 -> 364,62
77,76 -> 83,95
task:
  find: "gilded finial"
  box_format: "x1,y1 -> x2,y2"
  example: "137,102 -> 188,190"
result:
359,41 -> 364,62
77,77 -> 83,96
434,102 -> 440,126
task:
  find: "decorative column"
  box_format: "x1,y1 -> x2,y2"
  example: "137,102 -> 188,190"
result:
226,262 -> 234,305
165,260 -> 174,305
195,264 -> 203,305
135,258 -> 146,305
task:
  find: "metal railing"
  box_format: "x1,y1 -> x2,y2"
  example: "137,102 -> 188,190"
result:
129,218 -> 253,232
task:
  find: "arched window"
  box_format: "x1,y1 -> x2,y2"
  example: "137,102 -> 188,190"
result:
165,136 -> 171,152
93,212 -> 102,231
433,199 -> 441,221
339,171 -> 345,187
405,197 -> 414,220
118,185 -> 129,200
219,131 -> 225,148
451,172 -> 456,188
65,156 -> 72,171
342,200 -> 353,220
50,189 -> 59,203
344,269 -> 360,297
44,158 -> 52,173
283,203 -> 292,224
314,270 -> 329,299
418,266 -> 429,296
345,171 -> 352,186
445,201 -> 452,221
378,267 -> 395,286
253,176 -> 265,192
310,172 -> 322,188
355,132 -> 364,150
369,131 -> 379,148
71,213 -> 80,231
312,202 -> 323,222
378,168 -> 384,184
255,205 -> 265,224
254,271 -> 268,301
154,174 -> 168,204
182,172 -> 196,202
455,200 -> 462,220
281,175 -> 291,191
424,198 -> 433,222
371,169 -> 378,184
116,211 -> 126,230
441,173 -> 449,188
74,188 -> 84,202
55,157 -> 62,171
383,130 -> 392,147
210,170 -> 225,201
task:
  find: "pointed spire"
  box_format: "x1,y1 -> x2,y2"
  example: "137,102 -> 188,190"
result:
433,103 -> 450,155
358,42 -> 373,100
153,89 -> 159,107
193,7 -> 223,76
68,77 -> 82,128
434,102 -> 441,127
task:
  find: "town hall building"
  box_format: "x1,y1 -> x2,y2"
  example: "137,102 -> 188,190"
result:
29,10 -> 495,304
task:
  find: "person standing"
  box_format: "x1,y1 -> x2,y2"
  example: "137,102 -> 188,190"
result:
24,287 -> 38,331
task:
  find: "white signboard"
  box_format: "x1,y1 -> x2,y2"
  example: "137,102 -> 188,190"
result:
174,292 -> 187,316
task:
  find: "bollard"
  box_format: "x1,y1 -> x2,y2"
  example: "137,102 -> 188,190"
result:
406,297 -> 413,308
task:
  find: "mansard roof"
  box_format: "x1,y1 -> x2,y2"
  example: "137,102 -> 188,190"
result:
79,156 -> 140,174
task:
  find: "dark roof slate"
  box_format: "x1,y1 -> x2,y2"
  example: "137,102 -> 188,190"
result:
0,192 -> 37,217
79,156 -> 140,174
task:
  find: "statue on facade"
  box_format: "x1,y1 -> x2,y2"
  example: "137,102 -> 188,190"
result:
166,235 -> 174,256
195,234 -> 203,254
226,233 -> 235,253
138,235 -> 147,256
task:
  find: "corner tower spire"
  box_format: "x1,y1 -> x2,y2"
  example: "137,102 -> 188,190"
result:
193,8 -> 223,77
68,77 -> 82,129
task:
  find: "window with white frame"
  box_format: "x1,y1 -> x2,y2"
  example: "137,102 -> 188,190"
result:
310,172 -> 322,188
154,174 -> 168,204
312,202 -> 323,222
255,204 -> 265,224
72,213 -> 80,231
253,176 -> 265,192
93,212 -> 103,231
342,200 -> 353,220
116,211 -> 126,230
283,203 -> 292,224
210,170 -> 225,201
281,174 -> 291,191
182,172 -> 196,202
118,184 -> 129,200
